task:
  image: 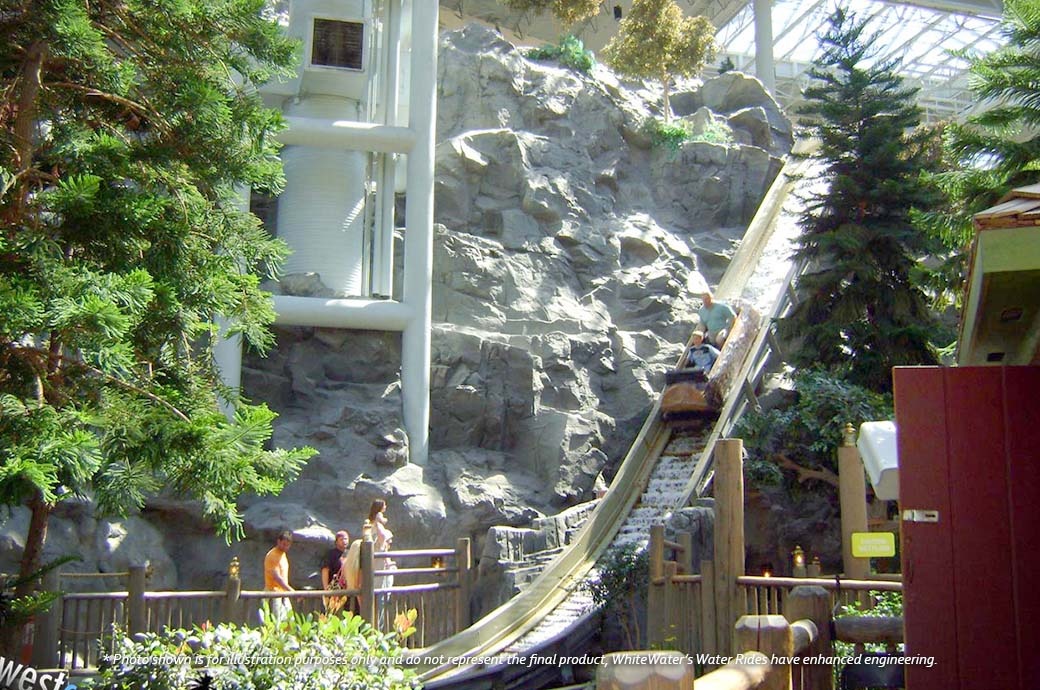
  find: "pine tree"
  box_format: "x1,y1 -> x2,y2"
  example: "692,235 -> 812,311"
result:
0,0 -> 315,641
914,0 -> 1040,306
778,8 -> 941,392
602,0 -> 717,123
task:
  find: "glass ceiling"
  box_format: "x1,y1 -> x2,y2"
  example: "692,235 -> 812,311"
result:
710,0 -> 1005,122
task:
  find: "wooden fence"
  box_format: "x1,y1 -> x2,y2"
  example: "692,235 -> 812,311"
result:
34,538 -> 471,671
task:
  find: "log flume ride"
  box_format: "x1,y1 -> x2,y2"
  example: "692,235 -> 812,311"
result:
417,158 -> 814,690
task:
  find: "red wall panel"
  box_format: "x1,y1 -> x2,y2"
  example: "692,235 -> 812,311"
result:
943,368 -> 1017,690
1002,367 -> 1040,685
893,367 -> 958,688
894,366 -> 1039,690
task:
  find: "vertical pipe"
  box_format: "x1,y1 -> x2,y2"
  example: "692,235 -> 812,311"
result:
753,0 -> 776,94
401,0 -> 436,465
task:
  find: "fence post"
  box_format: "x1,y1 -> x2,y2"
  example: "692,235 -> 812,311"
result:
454,538 -> 471,632
838,423 -> 869,580
127,563 -> 148,635
647,525 -> 665,648
678,531 -> 693,574
786,585 -> 833,690
734,614 -> 792,690
596,650 -> 694,689
223,557 -> 242,625
32,567 -> 61,668
700,559 -> 717,658
714,438 -> 745,657
360,540 -> 376,626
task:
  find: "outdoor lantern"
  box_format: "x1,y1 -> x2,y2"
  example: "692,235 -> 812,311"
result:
792,545 -> 807,577
808,556 -> 822,577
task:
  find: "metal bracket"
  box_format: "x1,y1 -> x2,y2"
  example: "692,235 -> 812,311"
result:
902,509 -> 939,523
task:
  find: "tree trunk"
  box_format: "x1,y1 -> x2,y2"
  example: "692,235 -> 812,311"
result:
662,73 -> 671,124
0,491 -> 53,658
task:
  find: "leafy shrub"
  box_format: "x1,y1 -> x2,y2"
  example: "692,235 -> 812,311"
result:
85,608 -> 420,690
641,118 -> 690,151
526,35 -> 594,73
585,543 -> 649,649
688,119 -> 734,145
834,591 -> 904,681
736,368 -> 892,487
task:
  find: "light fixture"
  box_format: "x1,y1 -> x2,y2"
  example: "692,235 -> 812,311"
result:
792,545 -> 806,577
808,556 -> 821,578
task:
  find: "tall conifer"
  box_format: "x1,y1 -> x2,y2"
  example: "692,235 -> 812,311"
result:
0,0 -> 315,637
779,8 -> 940,391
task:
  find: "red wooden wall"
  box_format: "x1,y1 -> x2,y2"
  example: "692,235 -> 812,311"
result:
894,366 -> 1040,690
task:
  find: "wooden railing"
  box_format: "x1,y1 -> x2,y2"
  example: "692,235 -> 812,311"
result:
36,538 -> 471,671
737,575 -> 902,617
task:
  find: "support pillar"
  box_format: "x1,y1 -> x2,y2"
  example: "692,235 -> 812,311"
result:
401,0 -> 438,466
753,0 -> 776,94
839,424 -> 869,579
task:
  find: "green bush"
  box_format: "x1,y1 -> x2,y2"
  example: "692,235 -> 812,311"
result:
85,608 -> 420,690
585,543 -> 649,649
641,118 -> 690,151
688,119 -> 734,145
526,35 -> 595,73
736,369 -> 892,489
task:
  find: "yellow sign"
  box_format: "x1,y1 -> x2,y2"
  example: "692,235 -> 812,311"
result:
851,532 -> 896,558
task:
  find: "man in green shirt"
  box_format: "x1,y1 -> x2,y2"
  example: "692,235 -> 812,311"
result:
697,291 -> 737,346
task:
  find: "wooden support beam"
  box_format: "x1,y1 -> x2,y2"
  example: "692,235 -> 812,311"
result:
785,585 -> 832,690
838,433 -> 870,580
714,439 -> 746,657
734,615 -> 792,690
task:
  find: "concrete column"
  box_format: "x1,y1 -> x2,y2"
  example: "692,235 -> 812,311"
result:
753,0 -> 776,94
401,0 -> 438,465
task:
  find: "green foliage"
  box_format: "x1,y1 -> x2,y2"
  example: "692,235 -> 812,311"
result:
778,8 -> 945,392
914,0 -> 1040,308
585,543 -> 649,649
718,56 -> 736,74
641,116 -> 733,152
736,369 -> 892,483
603,0 -> 717,123
641,118 -> 690,151
505,0 -> 603,28
689,119 -> 734,145
526,35 -> 595,73
834,591 -> 904,674
0,556 -> 79,632
0,0 -> 316,608
86,610 -> 420,690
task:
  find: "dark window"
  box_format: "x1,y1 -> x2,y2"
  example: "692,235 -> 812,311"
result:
311,19 -> 364,70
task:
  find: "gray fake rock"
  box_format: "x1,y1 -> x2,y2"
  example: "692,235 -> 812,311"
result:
431,449 -> 546,541
95,517 -> 178,590
672,72 -> 793,157
665,503 -> 715,573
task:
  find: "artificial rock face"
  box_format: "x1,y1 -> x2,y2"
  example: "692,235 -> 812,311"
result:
0,25 -> 792,593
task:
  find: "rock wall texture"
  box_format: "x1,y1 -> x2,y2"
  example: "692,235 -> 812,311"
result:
0,26 -> 792,596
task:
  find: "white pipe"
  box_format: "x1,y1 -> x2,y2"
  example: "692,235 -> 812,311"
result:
753,0 -> 776,94
214,185 -> 250,419
400,0 -> 436,466
272,295 -> 412,330
278,118 -> 416,153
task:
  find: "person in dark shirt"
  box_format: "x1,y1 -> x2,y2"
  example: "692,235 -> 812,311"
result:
320,530 -> 349,610
687,331 -> 720,377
